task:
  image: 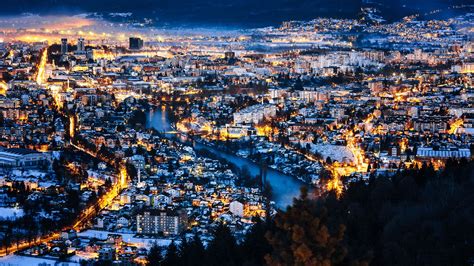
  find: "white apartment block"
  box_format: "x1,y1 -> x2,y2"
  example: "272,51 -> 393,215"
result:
233,104 -> 277,124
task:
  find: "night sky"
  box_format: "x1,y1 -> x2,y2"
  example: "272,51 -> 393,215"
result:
0,0 -> 470,27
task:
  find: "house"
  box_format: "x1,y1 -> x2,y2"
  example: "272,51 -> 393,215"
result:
96,216 -> 105,229
229,200 -> 244,217
98,247 -> 116,261
61,230 -> 77,240
107,234 -> 123,247
117,215 -> 130,228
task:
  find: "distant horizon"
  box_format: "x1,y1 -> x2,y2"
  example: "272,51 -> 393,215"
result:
0,0 -> 470,28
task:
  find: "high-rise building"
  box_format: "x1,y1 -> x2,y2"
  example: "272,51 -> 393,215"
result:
77,37 -> 85,52
136,209 -> 187,236
225,51 -> 235,60
129,37 -> 144,50
61,38 -> 68,55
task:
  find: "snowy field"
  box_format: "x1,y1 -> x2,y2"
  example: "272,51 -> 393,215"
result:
309,143 -> 355,163
0,207 -> 24,220
10,170 -> 47,178
0,255 -> 78,266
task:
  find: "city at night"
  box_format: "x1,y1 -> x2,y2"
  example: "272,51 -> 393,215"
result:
0,0 -> 472,265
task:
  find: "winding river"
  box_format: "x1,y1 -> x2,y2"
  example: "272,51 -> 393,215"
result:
146,107 -> 304,209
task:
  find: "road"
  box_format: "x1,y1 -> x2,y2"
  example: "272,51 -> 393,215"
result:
0,233 -> 60,257
0,49 -> 127,254
0,140 -> 125,256
0,142 -> 126,256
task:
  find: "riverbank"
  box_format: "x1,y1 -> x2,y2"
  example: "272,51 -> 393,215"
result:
146,107 -> 305,209
194,138 -> 314,185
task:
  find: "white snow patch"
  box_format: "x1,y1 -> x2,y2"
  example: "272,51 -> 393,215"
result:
310,143 -> 355,163
0,207 -> 24,220
0,254 -> 78,266
11,170 -> 47,178
77,230 -> 173,249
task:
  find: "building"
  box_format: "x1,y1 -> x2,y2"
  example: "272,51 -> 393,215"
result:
98,247 -> 116,261
0,148 -> 51,169
416,147 -> 471,161
128,155 -> 145,170
136,209 -> 187,236
77,37 -> 85,52
129,37 -> 144,50
229,200 -> 244,217
117,216 -> 130,228
61,38 -> 68,55
225,51 -> 235,60
330,107 -> 346,120
461,62 -> 474,74
61,230 -> 77,240
233,104 -> 277,124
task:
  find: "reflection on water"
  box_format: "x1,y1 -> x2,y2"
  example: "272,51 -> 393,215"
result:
146,108 -> 173,132
146,107 -> 303,209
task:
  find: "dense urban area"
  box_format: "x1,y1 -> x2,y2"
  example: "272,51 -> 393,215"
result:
0,4 -> 472,266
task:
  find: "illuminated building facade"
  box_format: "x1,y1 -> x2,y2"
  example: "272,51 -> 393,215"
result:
77,37 -> 85,52
129,37 -> 144,50
136,209 -> 187,236
61,38 -> 68,55
0,148 -> 51,169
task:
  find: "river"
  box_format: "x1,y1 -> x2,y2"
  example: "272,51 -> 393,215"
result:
146,107 -> 304,209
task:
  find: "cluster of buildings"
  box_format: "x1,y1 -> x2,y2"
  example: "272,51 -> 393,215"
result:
163,14 -> 473,186
0,8 -> 471,265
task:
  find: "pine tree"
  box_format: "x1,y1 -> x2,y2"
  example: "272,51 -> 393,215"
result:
206,223 -> 239,266
147,242 -> 163,266
178,235 -> 205,266
162,241 -> 179,266
240,219 -> 272,266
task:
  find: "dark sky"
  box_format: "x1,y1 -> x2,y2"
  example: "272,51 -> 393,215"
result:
0,0 -> 469,27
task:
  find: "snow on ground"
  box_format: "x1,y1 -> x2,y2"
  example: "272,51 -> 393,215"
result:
87,170 -> 112,181
11,170 -> 47,178
38,182 -> 56,188
52,151 -> 61,160
0,207 -> 24,220
77,230 -> 173,249
0,254 -> 78,266
69,252 -> 98,264
310,143 -> 355,163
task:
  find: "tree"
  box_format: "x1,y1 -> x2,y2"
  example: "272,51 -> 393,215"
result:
147,242 -> 163,266
125,163 -> 138,179
206,224 -> 239,266
178,235 -> 205,266
162,241 -> 179,266
128,109 -> 147,128
2,224 -> 12,255
326,157 -> 333,164
240,219 -> 272,266
169,161 -> 474,266
265,188 -> 348,265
